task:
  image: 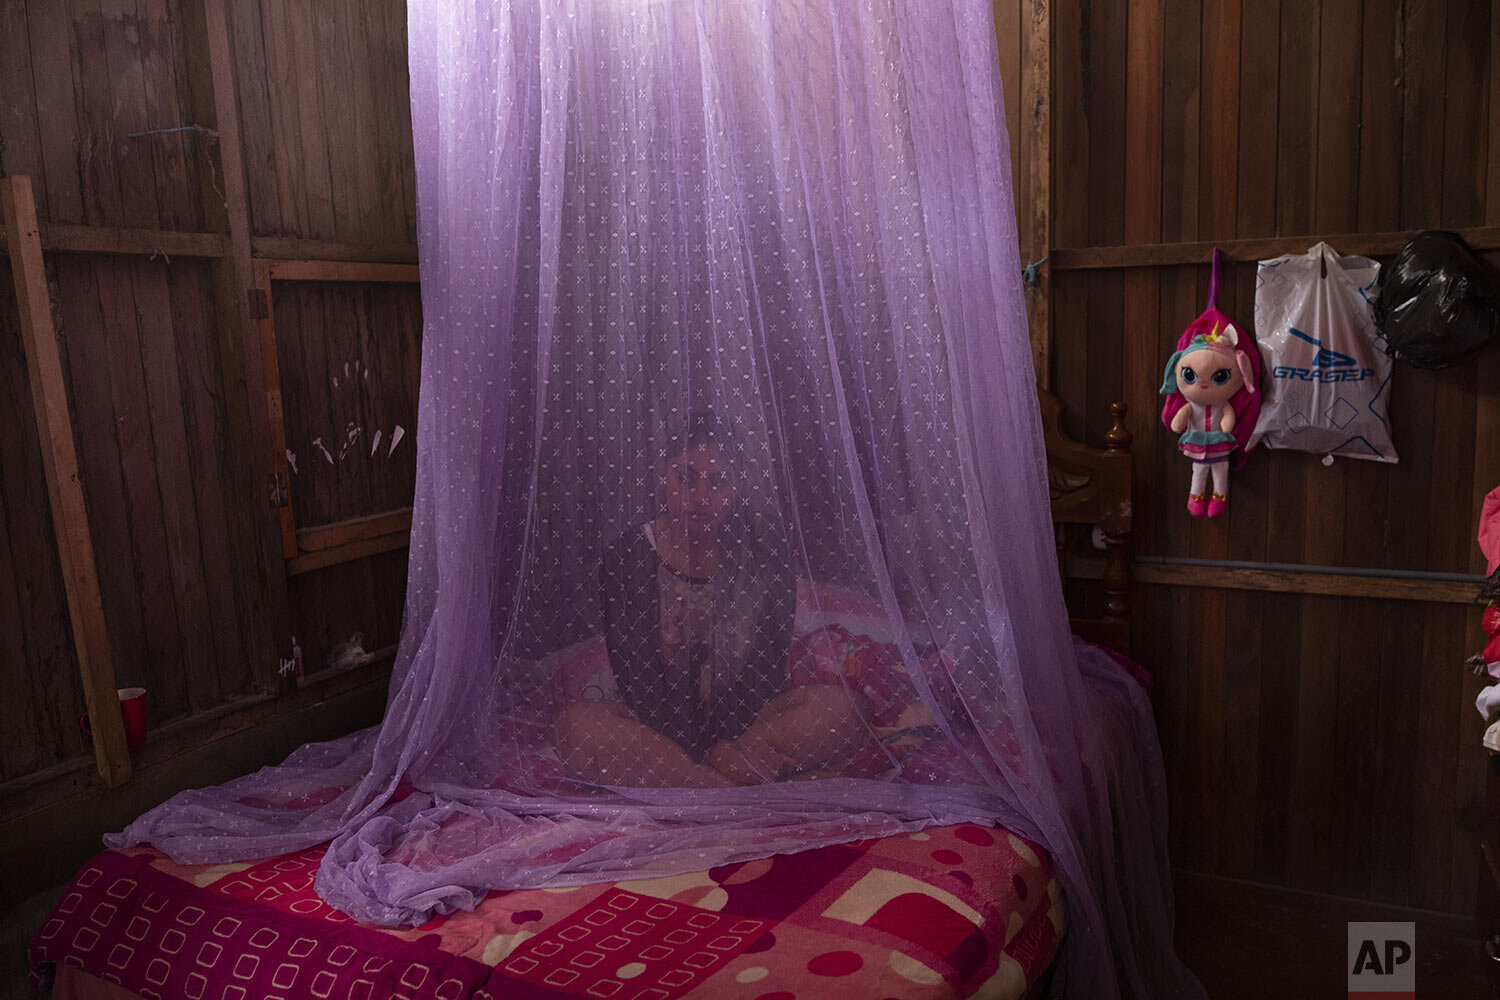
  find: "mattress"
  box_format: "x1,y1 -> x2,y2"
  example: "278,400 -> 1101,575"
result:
30,822 -> 1060,1000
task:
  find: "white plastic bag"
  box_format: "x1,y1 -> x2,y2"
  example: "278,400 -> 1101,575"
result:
1246,242 -> 1398,463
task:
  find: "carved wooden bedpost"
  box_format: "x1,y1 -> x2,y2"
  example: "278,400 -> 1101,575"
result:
1038,389 -> 1134,652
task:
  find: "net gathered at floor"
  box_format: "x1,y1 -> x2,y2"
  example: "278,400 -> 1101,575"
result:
109,2 -> 1203,996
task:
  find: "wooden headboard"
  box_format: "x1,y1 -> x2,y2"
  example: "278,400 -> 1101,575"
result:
1039,389 -> 1133,654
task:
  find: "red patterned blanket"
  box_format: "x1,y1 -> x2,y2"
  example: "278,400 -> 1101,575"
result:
31,823 -> 1059,1000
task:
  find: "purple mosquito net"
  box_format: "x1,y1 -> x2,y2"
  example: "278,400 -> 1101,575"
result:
108,2 -> 1202,996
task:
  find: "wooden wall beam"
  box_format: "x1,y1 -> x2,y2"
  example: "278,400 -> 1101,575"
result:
295,509 -> 413,553
44,225 -> 226,258
0,225 -> 226,258
287,535 -> 410,577
265,260 -> 420,283
179,0 -> 293,689
1,176 -> 132,787
253,238 -> 419,264
1052,224 -> 1500,270
0,226 -> 418,266
251,261 -> 299,559
1069,555 -> 1482,604
1132,561 -> 1482,605
1021,0 -> 1052,388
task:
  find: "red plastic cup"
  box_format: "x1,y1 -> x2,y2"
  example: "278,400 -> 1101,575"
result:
118,688 -> 147,750
79,687 -> 148,751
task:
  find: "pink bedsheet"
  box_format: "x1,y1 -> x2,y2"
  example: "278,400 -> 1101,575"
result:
31,823 -> 1059,1000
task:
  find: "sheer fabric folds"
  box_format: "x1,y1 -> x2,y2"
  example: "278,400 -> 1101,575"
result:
109,2 -> 1202,996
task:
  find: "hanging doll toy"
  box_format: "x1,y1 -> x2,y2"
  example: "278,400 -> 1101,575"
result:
1159,248 -> 1263,517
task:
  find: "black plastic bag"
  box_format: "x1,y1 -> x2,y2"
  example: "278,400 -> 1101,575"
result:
1374,230 -> 1500,369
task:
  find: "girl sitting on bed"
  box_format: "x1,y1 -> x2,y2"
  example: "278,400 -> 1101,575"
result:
553,412 -> 871,787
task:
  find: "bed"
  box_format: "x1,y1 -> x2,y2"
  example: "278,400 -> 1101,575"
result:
30,391 -> 1134,1000
32,819 -> 1060,1000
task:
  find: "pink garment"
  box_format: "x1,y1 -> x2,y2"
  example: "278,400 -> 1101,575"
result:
1174,401 -> 1238,462
1481,486 -> 1500,576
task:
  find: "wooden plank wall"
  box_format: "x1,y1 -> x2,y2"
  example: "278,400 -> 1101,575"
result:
993,0 -> 1039,270
274,282 -> 421,530
7,0 -> 1486,923
0,260 -> 87,781
229,0 -> 420,676
1045,1 -> 1500,916
0,1 -> 256,780
228,0 -> 416,246
0,1 -> 416,784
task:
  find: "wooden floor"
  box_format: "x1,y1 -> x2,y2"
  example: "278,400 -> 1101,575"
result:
1173,872 -> 1493,998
